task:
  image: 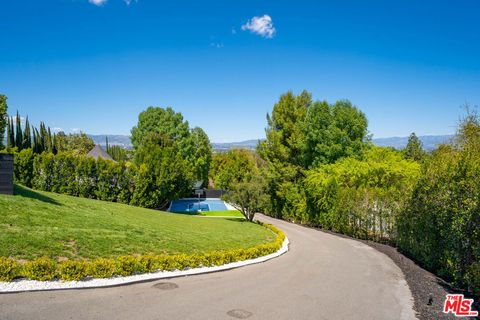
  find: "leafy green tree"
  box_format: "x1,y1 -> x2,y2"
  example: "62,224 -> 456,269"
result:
55,132 -> 95,155
14,148 -> 35,187
0,95 -> 7,149
131,106 -> 212,183
188,127 -> 212,184
305,146 -> 420,239
131,107 -> 190,150
131,133 -> 192,209
223,175 -> 268,222
303,100 -> 368,168
257,90 -> 311,218
210,149 -> 257,190
403,132 -> 425,161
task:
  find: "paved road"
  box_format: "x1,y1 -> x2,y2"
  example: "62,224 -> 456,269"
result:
0,215 -> 417,320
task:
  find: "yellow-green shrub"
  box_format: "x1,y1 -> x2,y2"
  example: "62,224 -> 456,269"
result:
0,257 -> 19,281
0,223 -> 286,281
22,257 -> 56,281
58,260 -> 88,281
116,256 -> 146,276
88,258 -> 116,278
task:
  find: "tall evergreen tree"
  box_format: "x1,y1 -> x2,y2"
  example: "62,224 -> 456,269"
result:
9,117 -> 15,148
23,117 -> 31,149
15,111 -> 23,150
404,132 -> 425,161
0,95 -> 7,149
6,116 -> 12,148
47,127 -> 52,152
52,133 -> 58,154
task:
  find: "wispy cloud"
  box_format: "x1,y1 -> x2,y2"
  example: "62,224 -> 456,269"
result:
52,127 -> 64,133
71,128 -> 81,134
89,0 -> 108,6
241,15 -> 276,38
210,42 -> 224,48
124,0 -> 137,5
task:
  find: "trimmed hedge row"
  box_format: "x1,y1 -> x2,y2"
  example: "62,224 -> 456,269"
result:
0,223 -> 285,282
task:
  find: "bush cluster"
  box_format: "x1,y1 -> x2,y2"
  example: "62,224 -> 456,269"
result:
12,149 -> 190,209
0,224 -> 285,282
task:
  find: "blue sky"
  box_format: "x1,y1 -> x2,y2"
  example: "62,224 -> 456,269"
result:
1,0 -> 479,142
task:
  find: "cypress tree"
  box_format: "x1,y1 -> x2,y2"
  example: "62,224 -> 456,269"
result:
33,127 -> 39,153
0,95 -> 7,149
24,117 -> 31,149
6,116 -> 12,148
47,127 -> 52,152
15,111 -> 23,150
39,122 -> 47,152
9,117 -> 15,148
52,133 -> 58,155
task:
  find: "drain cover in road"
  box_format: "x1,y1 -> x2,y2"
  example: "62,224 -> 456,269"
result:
227,309 -> 253,319
152,282 -> 179,290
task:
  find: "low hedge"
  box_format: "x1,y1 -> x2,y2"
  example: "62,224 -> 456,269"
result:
0,223 -> 286,282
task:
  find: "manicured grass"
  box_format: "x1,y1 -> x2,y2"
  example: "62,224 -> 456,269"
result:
200,210 -> 244,217
173,210 -> 244,218
0,185 -> 275,261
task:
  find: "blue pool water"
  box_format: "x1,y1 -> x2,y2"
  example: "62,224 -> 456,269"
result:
169,199 -> 228,212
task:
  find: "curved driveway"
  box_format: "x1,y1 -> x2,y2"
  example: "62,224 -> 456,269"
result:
0,214 -> 417,320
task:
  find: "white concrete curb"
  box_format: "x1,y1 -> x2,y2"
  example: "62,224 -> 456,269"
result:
0,237 -> 289,293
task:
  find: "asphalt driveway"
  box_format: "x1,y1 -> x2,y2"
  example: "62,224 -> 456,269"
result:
0,214 -> 417,320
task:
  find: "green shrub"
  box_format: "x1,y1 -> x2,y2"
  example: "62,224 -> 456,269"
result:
116,256 -> 146,276
58,260 -> 88,281
22,257 -> 56,281
0,257 -> 20,281
87,258 -> 117,279
0,222 -> 287,282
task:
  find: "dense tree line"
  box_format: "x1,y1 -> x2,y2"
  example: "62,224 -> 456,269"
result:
2,103 -> 211,210
223,90 -> 478,294
397,111 -> 480,294
3,109 -> 95,155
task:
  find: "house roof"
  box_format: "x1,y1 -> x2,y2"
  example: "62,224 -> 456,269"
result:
87,145 -> 115,161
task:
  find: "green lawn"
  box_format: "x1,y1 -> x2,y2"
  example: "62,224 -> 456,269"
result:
201,210 -> 244,217
0,185 -> 275,261
173,210 -> 244,218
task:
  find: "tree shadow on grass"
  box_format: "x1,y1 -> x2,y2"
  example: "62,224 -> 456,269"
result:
14,185 -> 61,206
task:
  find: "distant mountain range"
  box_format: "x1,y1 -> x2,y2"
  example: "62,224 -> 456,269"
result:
372,135 -> 454,151
88,135 -> 133,148
88,134 -> 454,152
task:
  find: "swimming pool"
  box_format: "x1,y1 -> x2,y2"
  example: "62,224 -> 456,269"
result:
168,199 -> 228,212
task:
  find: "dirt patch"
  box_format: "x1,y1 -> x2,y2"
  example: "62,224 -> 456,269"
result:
62,239 -> 79,258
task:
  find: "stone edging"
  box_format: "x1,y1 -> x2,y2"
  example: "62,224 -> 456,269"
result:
0,237 -> 289,293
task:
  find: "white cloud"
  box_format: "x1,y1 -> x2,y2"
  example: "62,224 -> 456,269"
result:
52,127 -> 64,133
124,0 -> 137,5
210,42 -> 224,48
241,15 -> 276,38
71,128 -> 81,134
89,0 -> 107,6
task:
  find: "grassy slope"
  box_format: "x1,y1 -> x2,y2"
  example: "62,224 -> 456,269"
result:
173,210 -> 244,218
0,186 -> 274,260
